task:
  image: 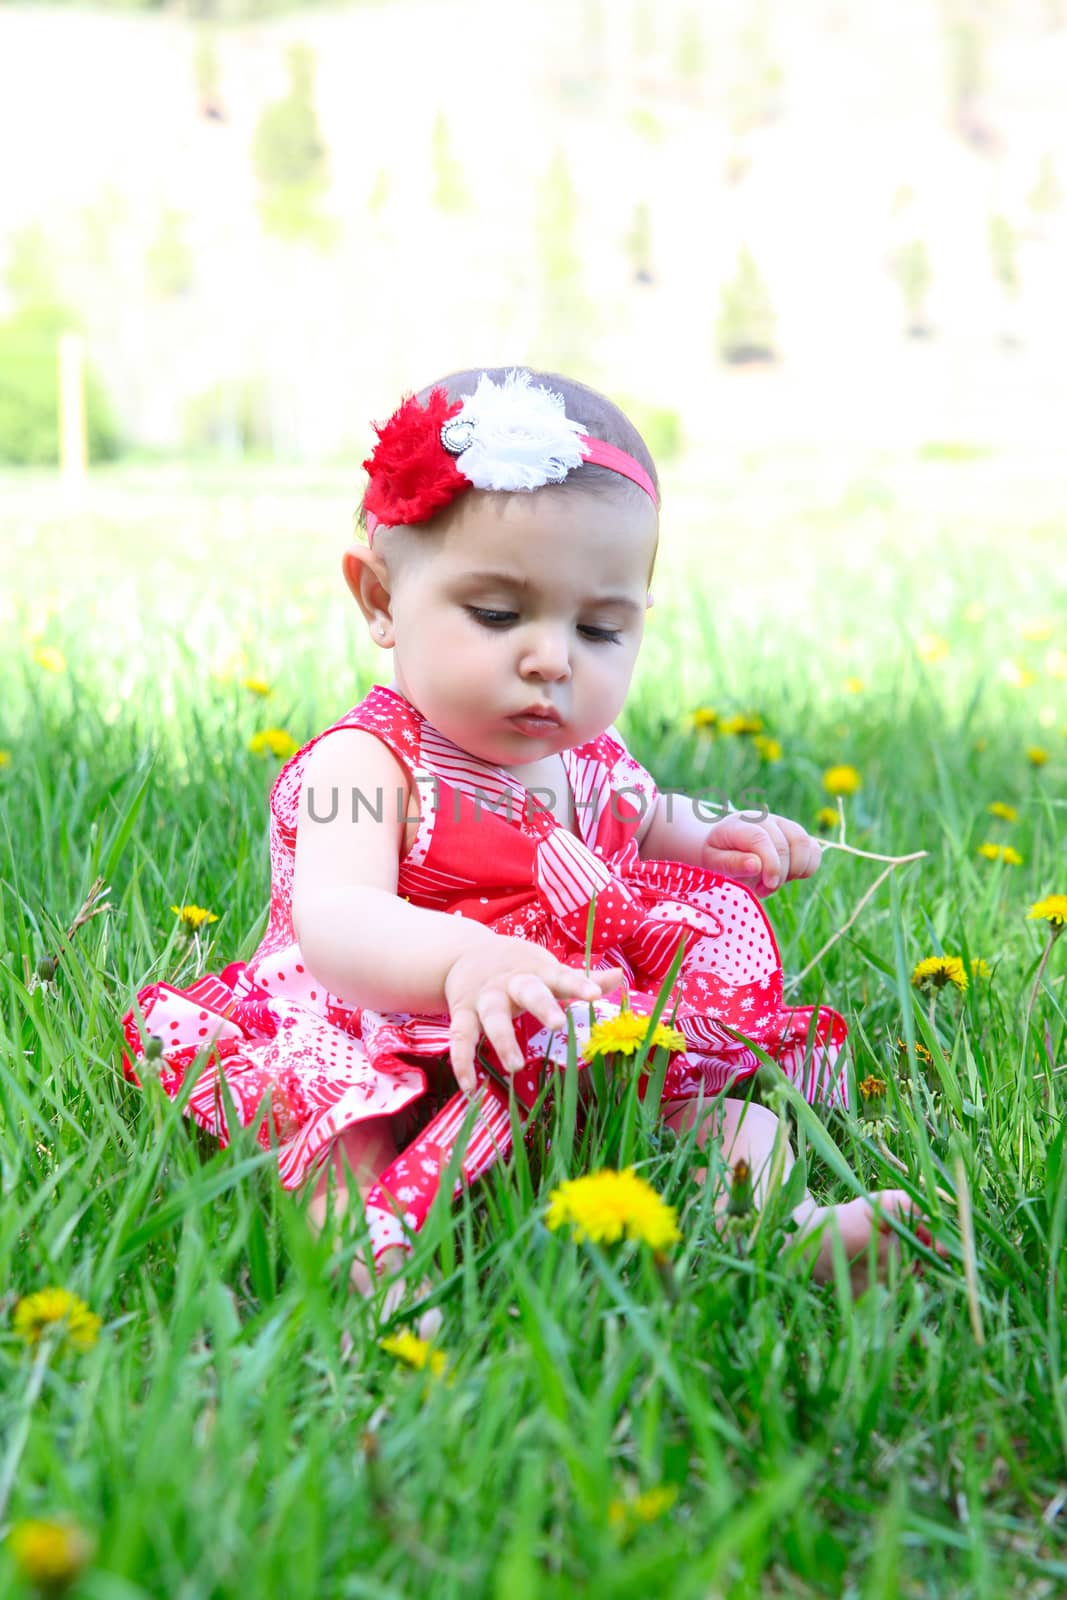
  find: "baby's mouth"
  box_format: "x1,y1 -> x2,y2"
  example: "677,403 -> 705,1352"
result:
510,704 -> 562,726
508,710 -> 564,737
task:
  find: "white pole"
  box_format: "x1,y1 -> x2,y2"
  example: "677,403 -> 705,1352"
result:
58,332 -> 88,484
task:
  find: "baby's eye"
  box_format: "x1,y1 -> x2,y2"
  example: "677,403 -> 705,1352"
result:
466,606 -> 518,627
465,607 -> 621,644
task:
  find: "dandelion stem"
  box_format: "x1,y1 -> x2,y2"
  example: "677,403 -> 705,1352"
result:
1024,928 -> 1059,1044
818,843 -> 928,867
875,1140 -> 954,1205
953,1152 -> 985,1348
31,876 -> 112,988
786,853 -> 926,990
0,1337 -> 52,1528
67,875 -> 111,938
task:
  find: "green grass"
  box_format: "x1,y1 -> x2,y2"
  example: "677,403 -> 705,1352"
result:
1,453 -> 1065,1597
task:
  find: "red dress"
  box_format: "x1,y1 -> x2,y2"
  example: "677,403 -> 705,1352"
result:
122,685 -> 848,1257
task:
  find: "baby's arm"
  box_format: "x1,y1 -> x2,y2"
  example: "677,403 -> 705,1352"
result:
292,731 -> 621,1090
636,790 -> 821,898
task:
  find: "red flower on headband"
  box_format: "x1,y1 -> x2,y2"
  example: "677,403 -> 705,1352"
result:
362,388 -> 468,527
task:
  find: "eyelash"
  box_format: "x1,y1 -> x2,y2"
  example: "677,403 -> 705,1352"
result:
465,607 -> 623,645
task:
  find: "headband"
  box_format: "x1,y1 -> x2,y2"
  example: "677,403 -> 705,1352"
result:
361,369 -> 658,541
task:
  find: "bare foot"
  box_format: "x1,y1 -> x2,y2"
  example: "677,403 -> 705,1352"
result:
378,1257 -> 443,1345
796,1189 -> 939,1294
345,1247 -> 442,1345
318,1232 -> 442,1345
379,1278 -> 441,1341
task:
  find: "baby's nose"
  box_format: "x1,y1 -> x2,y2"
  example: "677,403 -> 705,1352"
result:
520,627 -> 572,680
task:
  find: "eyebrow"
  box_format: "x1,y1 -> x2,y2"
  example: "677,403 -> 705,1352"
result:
455,570 -> 642,613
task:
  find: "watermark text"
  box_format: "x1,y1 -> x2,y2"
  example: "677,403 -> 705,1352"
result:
305,780 -> 769,827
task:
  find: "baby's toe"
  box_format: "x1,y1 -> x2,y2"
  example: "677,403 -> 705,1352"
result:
415,1300 -> 443,1344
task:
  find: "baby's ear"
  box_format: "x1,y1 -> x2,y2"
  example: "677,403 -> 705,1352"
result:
341,545 -> 392,623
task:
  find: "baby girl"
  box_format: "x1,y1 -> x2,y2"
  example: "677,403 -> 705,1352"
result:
124,367 -> 933,1304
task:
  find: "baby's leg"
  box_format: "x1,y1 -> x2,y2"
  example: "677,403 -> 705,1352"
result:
304,1119 -> 440,1334
307,1117 -> 396,1265
663,1096 -> 929,1291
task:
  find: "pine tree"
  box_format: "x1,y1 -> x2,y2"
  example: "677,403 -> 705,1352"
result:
715,248 -> 777,364
251,46 -> 335,246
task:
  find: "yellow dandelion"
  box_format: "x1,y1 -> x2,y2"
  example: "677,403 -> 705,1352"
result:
1022,618 -> 1054,643
1044,648 -> 1067,680
911,955 -> 968,994
814,805 -> 840,832
608,1485 -> 678,1528
33,645 -> 67,674
1000,659 -> 1037,690
8,1519 -> 94,1591
380,1330 -> 448,1376
170,903 -> 218,933
977,842 -> 1024,865
1028,895 -> 1067,929
822,764 -> 861,796
249,728 -> 299,759
546,1168 -> 681,1251
752,734 -> 782,763
843,677 -> 865,694
0,749 -> 10,768
241,676 -> 272,696
858,1074 -> 888,1100
916,633 -> 950,664
719,712 -> 764,737
987,801 -> 1018,822
896,1036 -> 933,1066
581,1011 -> 686,1064
13,1288 -> 101,1352
689,707 -> 719,732
970,957 -> 992,979
1026,746 -> 1049,767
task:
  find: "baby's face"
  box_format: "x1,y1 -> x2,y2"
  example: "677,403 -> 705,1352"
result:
386,485 -> 657,766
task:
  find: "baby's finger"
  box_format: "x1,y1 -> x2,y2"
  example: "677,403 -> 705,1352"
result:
758,818 -> 791,888
589,965 -> 627,993
780,820 -> 821,880
506,973 -> 567,1032
448,1008 -> 480,1094
704,846 -> 769,884
707,818 -> 781,885
477,990 -> 525,1074
553,965 -> 622,1002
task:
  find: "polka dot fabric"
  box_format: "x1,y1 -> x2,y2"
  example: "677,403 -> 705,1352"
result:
121,686 -> 848,1233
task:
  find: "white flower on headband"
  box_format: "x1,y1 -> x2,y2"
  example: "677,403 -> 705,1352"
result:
441,369 -> 589,492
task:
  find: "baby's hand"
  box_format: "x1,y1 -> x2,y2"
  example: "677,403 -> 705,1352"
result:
701,812 -> 821,898
443,936 -> 624,1094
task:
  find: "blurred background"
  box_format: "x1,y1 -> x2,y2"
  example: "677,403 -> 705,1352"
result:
2,0 -> 1066,731
3,0 -> 1067,469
